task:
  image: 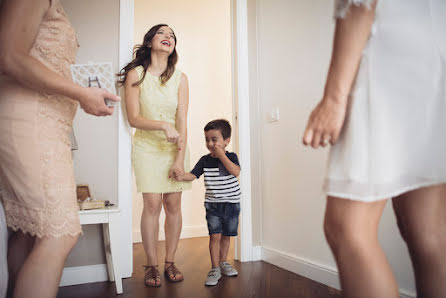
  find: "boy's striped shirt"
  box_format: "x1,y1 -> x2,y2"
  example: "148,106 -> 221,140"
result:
191,152 -> 241,203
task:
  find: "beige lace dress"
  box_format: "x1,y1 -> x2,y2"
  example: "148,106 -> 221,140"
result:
0,0 -> 82,237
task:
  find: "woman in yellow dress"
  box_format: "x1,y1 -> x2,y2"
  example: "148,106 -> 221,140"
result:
119,24 -> 191,287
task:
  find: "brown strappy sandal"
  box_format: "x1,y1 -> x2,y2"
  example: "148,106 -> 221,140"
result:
164,261 -> 184,282
144,265 -> 161,287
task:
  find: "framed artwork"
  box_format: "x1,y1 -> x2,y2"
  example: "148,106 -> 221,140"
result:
76,184 -> 91,202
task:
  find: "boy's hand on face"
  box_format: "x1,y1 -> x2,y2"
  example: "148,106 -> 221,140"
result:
212,144 -> 226,159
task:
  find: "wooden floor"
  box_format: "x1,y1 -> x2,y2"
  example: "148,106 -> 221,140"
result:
58,237 -> 342,298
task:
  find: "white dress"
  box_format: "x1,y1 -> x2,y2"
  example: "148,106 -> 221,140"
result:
325,0 -> 446,201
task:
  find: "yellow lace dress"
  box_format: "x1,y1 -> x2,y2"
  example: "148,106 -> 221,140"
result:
132,66 -> 192,193
0,0 -> 81,237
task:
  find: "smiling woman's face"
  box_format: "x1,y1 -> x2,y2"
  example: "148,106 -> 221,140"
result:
150,26 -> 176,55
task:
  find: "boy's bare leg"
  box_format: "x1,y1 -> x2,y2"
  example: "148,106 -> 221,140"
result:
219,235 -> 230,263
209,233 -> 221,268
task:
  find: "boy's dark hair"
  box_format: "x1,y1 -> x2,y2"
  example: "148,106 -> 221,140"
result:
204,119 -> 232,140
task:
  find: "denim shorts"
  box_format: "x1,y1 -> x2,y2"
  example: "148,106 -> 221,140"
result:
204,202 -> 240,236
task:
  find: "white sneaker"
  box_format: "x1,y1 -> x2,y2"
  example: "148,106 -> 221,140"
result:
205,267 -> 221,286
219,261 -> 238,276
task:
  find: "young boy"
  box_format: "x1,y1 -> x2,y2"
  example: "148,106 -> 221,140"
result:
175,119 -> 241,286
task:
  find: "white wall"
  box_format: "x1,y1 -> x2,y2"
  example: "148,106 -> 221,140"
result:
253,0 -> 416,296
132,0 -> 233,242
61,0 -> 120,267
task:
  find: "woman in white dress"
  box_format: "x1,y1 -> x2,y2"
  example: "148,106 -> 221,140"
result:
303,0 -> 446,297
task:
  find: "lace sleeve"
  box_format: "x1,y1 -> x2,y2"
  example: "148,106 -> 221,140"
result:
334,0 -> 375,19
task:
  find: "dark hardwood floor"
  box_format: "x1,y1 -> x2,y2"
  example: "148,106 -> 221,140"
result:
58,237 -> 342,298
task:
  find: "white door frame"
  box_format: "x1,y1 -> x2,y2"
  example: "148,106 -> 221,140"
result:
117,0 -> 254,267
232,0 -> 253,262
117,0 -> 134,278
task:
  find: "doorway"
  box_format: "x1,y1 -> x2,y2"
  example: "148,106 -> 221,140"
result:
130,0 -> 234,250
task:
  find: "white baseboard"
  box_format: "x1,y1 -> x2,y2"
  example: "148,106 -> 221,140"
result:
261,245 -> 416,298
60,264 -> 108,287
133,230 -> 141,243
133,225 -> 208,243
261,245 -> 340,290
252,245 -> 262,261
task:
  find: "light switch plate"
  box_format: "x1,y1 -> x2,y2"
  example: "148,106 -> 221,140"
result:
268,107 -> 280,122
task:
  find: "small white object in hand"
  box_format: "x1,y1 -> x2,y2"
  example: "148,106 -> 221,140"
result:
105,98 -> 116,107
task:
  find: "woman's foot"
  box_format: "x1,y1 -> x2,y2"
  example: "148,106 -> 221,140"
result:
164,261 -> 184,282
144,265 -> 161,287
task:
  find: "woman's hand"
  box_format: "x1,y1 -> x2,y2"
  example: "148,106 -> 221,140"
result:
169,161 -> 184,179
78,87 -> 120,116
163,124 -> 180,143
302,2 -> 376,149
302,97 -> 347,148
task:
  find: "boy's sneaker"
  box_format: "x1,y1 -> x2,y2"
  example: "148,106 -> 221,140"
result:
205,267 -> 221,286
220,261 -> 238,276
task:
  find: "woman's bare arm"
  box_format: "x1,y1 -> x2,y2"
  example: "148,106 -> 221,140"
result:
174,73 -> 189,164
324,1 -> 377,104
303,1 -> 377,148
124,69 -> 180,142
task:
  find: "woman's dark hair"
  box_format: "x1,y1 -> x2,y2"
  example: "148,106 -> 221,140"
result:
204,119 -> 232,140
117,24 -> 178,86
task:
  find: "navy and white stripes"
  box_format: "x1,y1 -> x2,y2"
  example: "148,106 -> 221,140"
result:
203,168 -> 241,203
191,152 -> 241,203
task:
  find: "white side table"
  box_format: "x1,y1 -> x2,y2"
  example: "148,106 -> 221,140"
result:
79,206 -> 123,294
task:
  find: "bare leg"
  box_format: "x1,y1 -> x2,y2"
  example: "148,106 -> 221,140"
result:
219,235 -> 230,263
7,231 -> 35,297
324,196 -> 399,298
209,233 -> 221,268
141,193 -> 162,286
392,184 -> 446,298
13,234 -> 79,298
163,192 -> 183,280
